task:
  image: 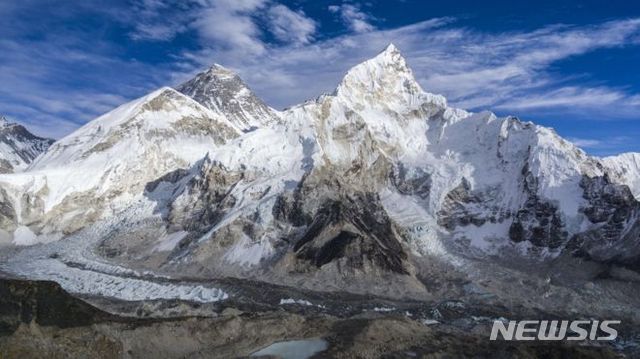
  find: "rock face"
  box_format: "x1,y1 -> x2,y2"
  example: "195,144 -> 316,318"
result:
0,44 -> 639,301
0,116 -> 53,173
602,152 -> 640,199
177,64 -> 280,131
568,174 -> 640,269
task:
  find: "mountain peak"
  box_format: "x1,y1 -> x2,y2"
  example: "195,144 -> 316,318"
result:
334,44 -> 428,108
368,43 -> 408,70
381,43 -> 400,56
0,115 -> 10,127
202,63 -> 236,79
0,115 -> 53,173
177,64 -> 279,131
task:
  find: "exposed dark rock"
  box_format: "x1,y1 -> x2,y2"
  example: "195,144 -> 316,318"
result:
390,163 -> 431,199
0,158 -> 13,173
438,178 -> 485,230
293,193 -> 410,275
580,175 -> 638,232
272,173 -> 313,227
144,168 -> 191,193
567,175 -> 640,270
0,278 -> 118,336
508,164 -> 568,248
509,200 -> 567,248
173,166 -> 240,231
437,178 -> 507,231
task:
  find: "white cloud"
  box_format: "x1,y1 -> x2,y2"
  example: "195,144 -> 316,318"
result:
568,136 -> 636,155
495,86 -> 626,110
568,137 -> 603,148
268,4 -> 317,45
328,3 -> 375,33
629,94 -> 640,106
192,0 -> 269,57
129,0 -> 190,41
129,0 -> 318,54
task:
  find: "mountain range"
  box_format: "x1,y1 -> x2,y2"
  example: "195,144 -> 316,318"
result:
0,45 -> 639,317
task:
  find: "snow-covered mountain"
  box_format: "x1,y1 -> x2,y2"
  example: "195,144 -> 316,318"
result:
0,88 -> 239,242
0,116 -> 53,173
1,44 -> 639,300
177,64 -> 280,131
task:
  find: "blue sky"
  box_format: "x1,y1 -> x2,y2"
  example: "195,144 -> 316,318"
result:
1,0 -> 639,156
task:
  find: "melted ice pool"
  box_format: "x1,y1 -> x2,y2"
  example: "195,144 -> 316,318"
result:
251,338 -> 328,359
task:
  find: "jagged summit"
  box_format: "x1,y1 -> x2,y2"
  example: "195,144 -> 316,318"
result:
0,115 -> 53,173
338,43 -> 412,88
177,64 -> 280,131
204,63 -> 234,75
384,42 -> 399,52
375,42 -> 405,65
334,43 -> 448,112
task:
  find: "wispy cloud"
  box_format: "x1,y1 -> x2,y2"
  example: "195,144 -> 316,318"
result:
129,0 -> 319,56
129,0 -> 190,41
494,86 -> 626,110
192,0 -> 270,57
267,4 -> 317,45
328,3 -> 376,33
568,137 -> 604,148
568,136 -> 637,156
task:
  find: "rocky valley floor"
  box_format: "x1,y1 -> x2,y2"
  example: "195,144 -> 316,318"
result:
0,276 -> 636,359
1,231 -> 640,358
